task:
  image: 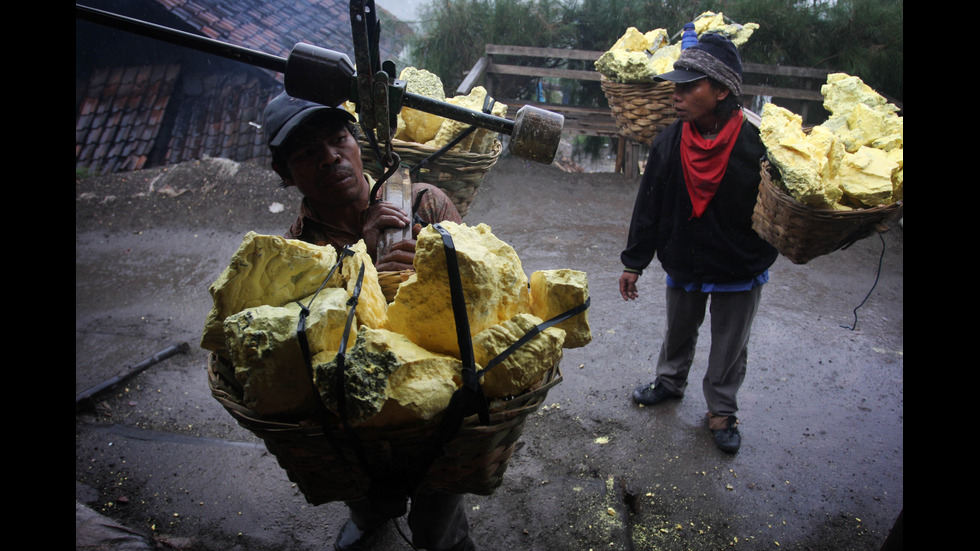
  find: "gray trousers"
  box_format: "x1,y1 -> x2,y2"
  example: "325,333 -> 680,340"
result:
346,492 -> 470,550
653,284 -> 763,418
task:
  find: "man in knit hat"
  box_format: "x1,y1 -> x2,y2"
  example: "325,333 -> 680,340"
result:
618,33 -> 777,454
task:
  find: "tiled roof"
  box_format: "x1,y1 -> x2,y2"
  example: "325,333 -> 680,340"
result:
76,0 -> 412,175
161,70 -> 272,165
154,0 -> 397,66
76,64 -> 182,174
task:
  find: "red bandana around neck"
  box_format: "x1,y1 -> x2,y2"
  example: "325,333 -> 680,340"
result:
680,111 -> 744,218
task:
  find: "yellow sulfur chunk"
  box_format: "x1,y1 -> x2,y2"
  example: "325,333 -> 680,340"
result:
760,104 -> 843,208
595,27 -> 675,82
761,73 -> 903,209
649,43 -> 682,76
529,269 -> 592,349
396,67 -> 447,144
224,287 -> 351,417
342,100 -> 357,119
610,27 -> 654,52
606,27 -> 669,54
596,15 -> 757,82
888,148 -> 903,202
385,221 -> 530,358
314,326 -> 462,425
643,29 -> 670,51
694,12 -> 728,35
472,313 -> 565,398
357,328 -> 463,427
693,11 -> 759,46
822,102 -> 903,154
341,240 -> 387,330
835,146 -> 899,207
822,73 -> 899,119
426,87 -> 508,153
201,232 -> 341,354
594,50 -> 660,82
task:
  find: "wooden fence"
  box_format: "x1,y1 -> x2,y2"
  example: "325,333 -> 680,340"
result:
457,44 -> 898,175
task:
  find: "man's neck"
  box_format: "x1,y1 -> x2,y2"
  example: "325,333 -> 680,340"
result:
304,197 -> 365,233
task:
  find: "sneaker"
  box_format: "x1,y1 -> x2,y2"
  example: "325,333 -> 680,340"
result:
712,416 -> 741,453
632,383 -> 682,406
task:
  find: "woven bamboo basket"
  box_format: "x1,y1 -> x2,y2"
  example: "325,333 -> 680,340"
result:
752,161 -> 903,264
359,138 -> 502,218
377,269 -> 414,302
599,75 -> 677,145
207,352 -> 562,505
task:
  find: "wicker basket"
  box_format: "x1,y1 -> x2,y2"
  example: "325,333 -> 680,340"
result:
377,269 -> 414,302
207,352 -> 562,505
360,138 -> 502,218
599,75 -> 677,145
752,161 -> 903,264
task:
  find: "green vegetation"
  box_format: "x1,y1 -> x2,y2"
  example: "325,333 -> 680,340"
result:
409,0 -> 902,103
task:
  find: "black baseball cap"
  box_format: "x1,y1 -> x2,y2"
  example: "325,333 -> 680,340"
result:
263,91 -> 356,149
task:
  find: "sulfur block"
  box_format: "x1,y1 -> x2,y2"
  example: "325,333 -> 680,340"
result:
426,87 -> 508,153
397,67 -> 447,144
836,146 -> 900,207
472,314 -> 564,398
694,11 -> 759,46
760,104 -> 843,208
596,50 -> 663,83
314,327 -> 461,425
342,240 -> 387,330
888,148 -> 903,202
224,287 -> 351,417
595,27 -> 677,81
385,222 -> 530,358
649,43 -> 682,76
529,269 -> 592,349
202,232 -> 341,354
359,329 -> 463,427
822,73 -> 899,119
694,12 -> 728,35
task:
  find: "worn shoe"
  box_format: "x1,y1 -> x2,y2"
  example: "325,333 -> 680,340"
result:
334,519 -> 379,551
632,383 -> 682,406
712,416 -> 741,454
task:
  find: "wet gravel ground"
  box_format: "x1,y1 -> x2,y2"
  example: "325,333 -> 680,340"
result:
76,154 -> 903,550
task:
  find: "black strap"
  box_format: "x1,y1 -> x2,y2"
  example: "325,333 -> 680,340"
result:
478,296 -> 591,377
409,96 -> 496,181
433,224 -> 489,420
401,224 -> 591,494
297,246 -> 355,424
296,247 -> 378,489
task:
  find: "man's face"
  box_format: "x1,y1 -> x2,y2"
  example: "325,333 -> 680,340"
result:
671,78 -> 730,128
279,119 -> 367,208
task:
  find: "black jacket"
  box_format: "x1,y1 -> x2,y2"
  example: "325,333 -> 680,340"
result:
621,118 -> 777,284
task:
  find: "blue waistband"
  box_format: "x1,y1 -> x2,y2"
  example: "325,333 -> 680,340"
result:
667,270 -> 769,292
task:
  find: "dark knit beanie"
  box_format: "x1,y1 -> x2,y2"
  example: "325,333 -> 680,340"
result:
656,33 -> 743,97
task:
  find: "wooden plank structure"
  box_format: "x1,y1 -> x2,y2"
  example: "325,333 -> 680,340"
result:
457,45 -> 620,138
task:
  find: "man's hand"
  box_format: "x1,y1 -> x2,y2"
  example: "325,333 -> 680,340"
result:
619,271 -> 639,301
361,200 -> 412,261
376,238 -> 416,272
